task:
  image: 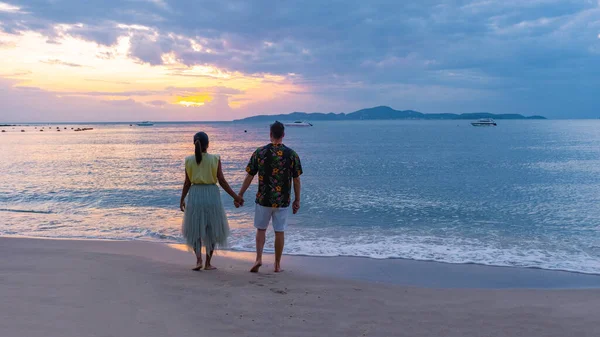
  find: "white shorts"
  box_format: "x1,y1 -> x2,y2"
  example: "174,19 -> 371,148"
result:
254,204 -> 289,232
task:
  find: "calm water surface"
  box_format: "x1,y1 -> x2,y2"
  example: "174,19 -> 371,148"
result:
1,120 -> 599,274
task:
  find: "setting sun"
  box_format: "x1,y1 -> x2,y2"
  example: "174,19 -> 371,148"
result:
176,94 -> 213,107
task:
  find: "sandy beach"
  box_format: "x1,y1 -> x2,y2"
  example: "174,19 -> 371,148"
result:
1,237 -> 599,337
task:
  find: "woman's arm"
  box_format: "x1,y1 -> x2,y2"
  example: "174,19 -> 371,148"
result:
180,170 -> 191,212
217,160 -> 244,205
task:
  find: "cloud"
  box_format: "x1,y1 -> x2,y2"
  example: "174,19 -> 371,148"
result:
85,78 -> 131,85
41,59 -> 85,67
165,86 -> 244,96
1,0 -> 600,118
34,86 -> 245,98
0,2 -> 21,13
60,90 -> 160,97
147,99 -> 167,107
102,98 -> 137,106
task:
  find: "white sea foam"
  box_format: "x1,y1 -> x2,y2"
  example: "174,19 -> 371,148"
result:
227,228 -> 600,275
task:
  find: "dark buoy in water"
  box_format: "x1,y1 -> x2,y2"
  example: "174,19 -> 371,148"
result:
21,130 -> 25,132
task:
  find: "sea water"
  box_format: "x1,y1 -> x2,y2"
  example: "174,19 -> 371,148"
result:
1,120 -> 599,274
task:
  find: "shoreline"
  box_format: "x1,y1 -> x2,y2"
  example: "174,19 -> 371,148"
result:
3,235 -> 600,289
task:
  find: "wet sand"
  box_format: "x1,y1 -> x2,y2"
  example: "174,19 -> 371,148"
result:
1,237 -> 599,337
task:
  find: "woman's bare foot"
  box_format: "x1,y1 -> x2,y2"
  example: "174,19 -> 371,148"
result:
274,263 -> 283,273
250,261 -> 262,273
204,264 -> 217,270
192,257 -> 203,271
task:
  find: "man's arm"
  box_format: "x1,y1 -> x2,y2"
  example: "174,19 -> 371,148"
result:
291,150 -> 303,214
292,176 -> 301,214
238,173 -> 255,200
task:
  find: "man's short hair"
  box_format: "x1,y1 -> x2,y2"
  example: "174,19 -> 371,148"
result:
270,121 -> 285,139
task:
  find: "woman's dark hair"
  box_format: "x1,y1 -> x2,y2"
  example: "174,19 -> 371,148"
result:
270,121 -> 285,139
193,132 -> 209,165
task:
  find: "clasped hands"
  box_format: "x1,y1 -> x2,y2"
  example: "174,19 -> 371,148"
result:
233,194 -> 244,208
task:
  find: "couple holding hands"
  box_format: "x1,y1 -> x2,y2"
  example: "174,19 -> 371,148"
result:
180,121 -> 302,272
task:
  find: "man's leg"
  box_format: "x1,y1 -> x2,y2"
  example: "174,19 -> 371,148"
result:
274,231 -> 284,272
272,207 -> 289,273
251,204 -> 270,272
251,229 -> 266,272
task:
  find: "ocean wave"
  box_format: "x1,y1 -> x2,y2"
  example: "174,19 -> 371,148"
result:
2,228 -> 599,275
227,229 -> 600,275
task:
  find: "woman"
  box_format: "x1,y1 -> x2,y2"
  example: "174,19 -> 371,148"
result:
180,132 -> 243,271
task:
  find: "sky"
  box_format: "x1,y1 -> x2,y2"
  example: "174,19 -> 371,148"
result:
0,0 -> 599,122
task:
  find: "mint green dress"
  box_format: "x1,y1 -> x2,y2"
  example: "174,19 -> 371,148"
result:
181,153 -> 230,253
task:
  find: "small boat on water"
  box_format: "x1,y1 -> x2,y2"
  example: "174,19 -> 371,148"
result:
471,118 -> 497,127
137,121 -> 154,126
284,121 -> 313,127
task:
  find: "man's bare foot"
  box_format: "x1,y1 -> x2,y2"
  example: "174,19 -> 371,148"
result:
250,261 -> 262,273
204,265 -> 217,271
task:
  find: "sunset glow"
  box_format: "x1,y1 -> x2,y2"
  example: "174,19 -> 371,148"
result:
177,94 -> 213,107
0,21 -> 302,121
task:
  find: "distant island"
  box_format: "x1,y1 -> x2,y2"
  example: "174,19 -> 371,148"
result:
234,106 -> 546,122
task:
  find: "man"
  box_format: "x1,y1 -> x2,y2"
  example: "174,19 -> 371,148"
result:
237,121 -> 302,273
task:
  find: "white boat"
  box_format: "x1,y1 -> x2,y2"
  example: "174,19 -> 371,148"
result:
136,121 -> 154,126
471,118 -> 497,127
284,121 -> 313,127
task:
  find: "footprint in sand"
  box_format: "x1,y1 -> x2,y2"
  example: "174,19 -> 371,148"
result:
257,276 -> 277,285
249,280 -> 265,287
270,288 -> 287,295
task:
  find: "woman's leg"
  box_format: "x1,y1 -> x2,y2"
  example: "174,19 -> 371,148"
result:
204,249 -> 216,270
192,239 -> 203,271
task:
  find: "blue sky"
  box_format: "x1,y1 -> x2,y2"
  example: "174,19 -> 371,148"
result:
1,0 -> 599,121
